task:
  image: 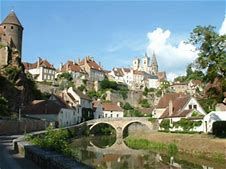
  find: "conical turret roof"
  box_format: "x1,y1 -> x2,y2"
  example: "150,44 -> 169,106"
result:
1,11 -> 23,28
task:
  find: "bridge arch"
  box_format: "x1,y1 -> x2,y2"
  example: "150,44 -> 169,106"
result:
89,122 -> 117,135
122,120 -> 151,138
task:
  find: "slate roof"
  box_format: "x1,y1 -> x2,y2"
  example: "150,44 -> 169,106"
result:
1,11 -> 23,28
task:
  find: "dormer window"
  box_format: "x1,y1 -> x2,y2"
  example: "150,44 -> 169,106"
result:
194,105 -> 197,109
189,105 -> 192,109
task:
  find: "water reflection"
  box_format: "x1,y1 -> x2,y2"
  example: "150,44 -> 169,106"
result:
70,136 -> 219,169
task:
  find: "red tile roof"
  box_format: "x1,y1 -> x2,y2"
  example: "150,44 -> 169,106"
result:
79,56 -> 103,71
61,61 -> 83,73
102,102 -> 123,111
156,93 -> 186,109
23,58 -> 55,70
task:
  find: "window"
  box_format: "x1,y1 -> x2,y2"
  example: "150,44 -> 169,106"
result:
189,105 -> 192,109
110,114 -> 113,117
117,114 -> 119,118
11,26 -> 13,29
105,114 -> 107,118
193,105 -> 197,109
3,26 -> 6,29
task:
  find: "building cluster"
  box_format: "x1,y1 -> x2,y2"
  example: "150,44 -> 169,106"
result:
23,87 -> 124,127
1,11 -> 225,133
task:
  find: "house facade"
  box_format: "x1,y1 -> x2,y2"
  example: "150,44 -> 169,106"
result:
102,102 -> 124,118
23,57 -> 56,82
79,56 -> 104,82
22,95 -> 79,127
60,87 -> 93,121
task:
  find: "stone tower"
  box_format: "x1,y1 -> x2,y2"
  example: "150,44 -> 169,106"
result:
142,52 -> 150,72
133,58 -> 140,70
0,10 -> 23,56
150,52 -> 158,75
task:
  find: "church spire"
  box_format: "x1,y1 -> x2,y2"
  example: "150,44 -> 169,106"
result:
150,51 -> 158,75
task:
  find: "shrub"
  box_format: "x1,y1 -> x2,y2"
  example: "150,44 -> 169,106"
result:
27,127 -> 76,157
139,99 -> 150,108
212,121 -> 226,137
160,119 -> 171,131
0,96 -> 9,116
173,118 -> 202,131
123,102 -> 133,110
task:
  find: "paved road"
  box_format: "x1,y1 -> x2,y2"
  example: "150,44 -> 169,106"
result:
0,136 -> 40,169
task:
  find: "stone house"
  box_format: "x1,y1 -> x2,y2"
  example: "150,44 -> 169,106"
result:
60,87 -> 93,121
102,102 -> 124,118
22,95 -> 79,128
59,60 -> 87,79
170,82 -> 188,93
153,93 -> 206,120
23,57 -> 56,82
79,56 -> 104,82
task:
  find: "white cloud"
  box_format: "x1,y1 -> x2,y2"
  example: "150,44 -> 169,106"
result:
219,16 -> 226,35
146,28 -> 198,80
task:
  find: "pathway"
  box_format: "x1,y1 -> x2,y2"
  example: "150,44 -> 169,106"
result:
0,135 -> 40,169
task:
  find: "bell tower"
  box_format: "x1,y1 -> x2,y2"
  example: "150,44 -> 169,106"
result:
150,52 -> 158,75
0,10 -> 23,56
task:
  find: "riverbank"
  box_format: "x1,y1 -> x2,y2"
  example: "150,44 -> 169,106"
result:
126,132 -> 226,168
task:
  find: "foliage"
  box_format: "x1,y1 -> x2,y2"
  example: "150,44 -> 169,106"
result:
58,72 -> 73,81
123,102 -> 133,110
139,99 -> 150,108
87,90 -> 101,99
212,121 -> 226,137
148,117 -> 156,123
191,111 -> 199,117
4,66 -> 21,83
118,85 -> 129,99
198,98 -> 217,113
100,79 -> 118,90
27,127 -> 76,157
0,96 -> 9,116
189,26 -> 226,82
160,119 -> 171,131
90,123 -> 116,136
173,118 -> 202,131
143,87 -> 149,96
77,85 -> 86,92
124,109 -> 143,117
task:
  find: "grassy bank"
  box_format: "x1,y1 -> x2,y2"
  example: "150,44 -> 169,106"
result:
126,132 -> 226,166
125,136 -> 178,156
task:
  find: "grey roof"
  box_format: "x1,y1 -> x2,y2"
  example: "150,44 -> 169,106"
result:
1,11 -> 23,28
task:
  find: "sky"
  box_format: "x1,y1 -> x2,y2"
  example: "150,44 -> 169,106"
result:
1,0 -> 226,81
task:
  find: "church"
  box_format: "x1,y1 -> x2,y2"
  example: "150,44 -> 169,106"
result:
0,10 -> 23,68
132,52 -> 158,75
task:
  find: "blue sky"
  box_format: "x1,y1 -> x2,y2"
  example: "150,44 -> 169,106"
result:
1,0 -> 225,80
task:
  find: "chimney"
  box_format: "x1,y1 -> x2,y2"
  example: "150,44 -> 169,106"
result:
169,100 -> 173,116
117,102 -> 121,107
37,57 -> 41,68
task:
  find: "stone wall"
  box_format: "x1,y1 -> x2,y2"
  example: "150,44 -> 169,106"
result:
0,118 -> 48,135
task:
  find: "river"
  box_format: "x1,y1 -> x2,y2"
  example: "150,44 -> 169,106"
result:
70,136 -> 223,169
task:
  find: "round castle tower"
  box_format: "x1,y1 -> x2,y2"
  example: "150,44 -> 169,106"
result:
0,10 -> 23,56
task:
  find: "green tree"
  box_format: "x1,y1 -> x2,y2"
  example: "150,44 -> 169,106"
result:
189,26 -> 226,82
123,102 -> 133,110
139,99 -> 150,108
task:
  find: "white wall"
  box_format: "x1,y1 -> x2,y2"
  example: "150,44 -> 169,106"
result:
58,108 -> 81,127
184,97 -> 206,115
103,110 -> 124,118
148,78 -> 159,89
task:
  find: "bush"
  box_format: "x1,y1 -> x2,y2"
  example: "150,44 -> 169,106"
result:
173,118 -> 202,131
139,99 -> 150,108
123,102 -> 133,110
160,119 -> 171,131
212,121 -> 226,137
27,127 -> 76,157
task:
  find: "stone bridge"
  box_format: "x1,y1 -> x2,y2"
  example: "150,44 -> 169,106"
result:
85,117 -> 158,139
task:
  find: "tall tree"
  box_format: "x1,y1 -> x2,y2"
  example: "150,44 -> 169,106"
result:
189,26 -> 226,82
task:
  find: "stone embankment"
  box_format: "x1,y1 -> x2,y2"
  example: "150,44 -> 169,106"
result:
13,130 -> 93,169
